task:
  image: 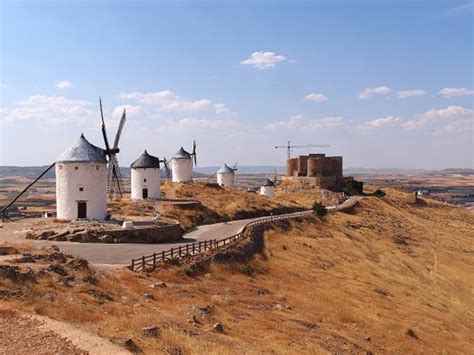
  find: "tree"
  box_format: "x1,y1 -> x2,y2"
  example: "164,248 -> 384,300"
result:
313,202 -> 328,216
373,189 -> 386,198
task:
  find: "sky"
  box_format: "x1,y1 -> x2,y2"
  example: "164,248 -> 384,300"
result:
0,0 -> 473,169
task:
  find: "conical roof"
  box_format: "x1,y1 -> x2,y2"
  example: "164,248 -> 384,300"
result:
130,150 -> 161,169
217,164 -> 235,174
262,178 -> 275,187
56,134 -> 107,163
173,147 -> 191,159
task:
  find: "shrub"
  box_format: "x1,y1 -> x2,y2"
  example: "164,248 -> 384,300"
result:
312,202 -> 328,217
176,266 -> 194,276
373,189 -> 386,198
238,263 -> 253,276
168,257 -> 182,266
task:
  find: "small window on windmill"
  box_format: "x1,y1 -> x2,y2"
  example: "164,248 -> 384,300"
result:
79,186 -> 84,192
96,166 -> 99,170
58,164 -> 63,170
75,166 -> 78,170
144,178 -> 147,182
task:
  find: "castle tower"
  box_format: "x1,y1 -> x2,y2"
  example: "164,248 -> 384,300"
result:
171,147 -> 193,182
55,134 -> 107,220
259,178 -> 275,197
130,150 -> 161,200
217,164 -> 235,187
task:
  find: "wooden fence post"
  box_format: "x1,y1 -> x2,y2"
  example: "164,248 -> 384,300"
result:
142,256 -> 145,270
162,250 -> 165,262
186,244 -> 189,255
192,243 -> 195,254
131,259 -> 134,271
179,246 -> 182,256
171,248 -> 174,258
153,253 -> 156,268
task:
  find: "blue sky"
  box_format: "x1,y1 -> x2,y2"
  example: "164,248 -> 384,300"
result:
1,0 -> 473,169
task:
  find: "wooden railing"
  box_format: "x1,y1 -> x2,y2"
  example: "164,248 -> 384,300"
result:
128,210 -> 314,272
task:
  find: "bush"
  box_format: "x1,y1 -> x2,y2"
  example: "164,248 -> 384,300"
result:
238,263 -> 253,276
168,257 -> 182,266
312,202 -> 327,216
373,189 -> 386,198
176,266 -> 194,276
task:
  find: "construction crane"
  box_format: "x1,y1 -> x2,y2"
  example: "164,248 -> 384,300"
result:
275,141 -> 330,159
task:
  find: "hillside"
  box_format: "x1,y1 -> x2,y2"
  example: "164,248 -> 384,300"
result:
1,187 -> 473,353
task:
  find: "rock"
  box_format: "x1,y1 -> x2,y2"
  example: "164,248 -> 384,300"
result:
99,234 -> 114,243
0,265 -> 35,282
0,246 -> 17,255
67,258 -> 89,270
43,293 -> 56,301
48,252 -> 67,263
212,323 -> 224,333
143,293 -> 155,301
121,338 -> 141,353
83,275 -> 98,285
122,221 -> 134,229
17,254 -> 37,263
0,287 -> 22,298
195,305 -> 211,314
47,263 -> 68,276
86,289 -> 113,302
163,346 -> 182,355
142,326 -> 161,338
275,304 -> 284,310
60,275 -> 75,287
149,282 -> 167,289
38,231 -> 55,240
188,314 -> 198,324
204,273 -> 211,279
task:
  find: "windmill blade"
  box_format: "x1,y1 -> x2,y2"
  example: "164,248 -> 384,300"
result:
99,97 -> 111,152
233,161 -> 238,170
110,154 -> 124,198
162,157 -> 171,179
192,140 -> 197,166
113,109 -> 127,149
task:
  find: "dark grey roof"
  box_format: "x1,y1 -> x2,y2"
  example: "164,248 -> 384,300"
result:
262,178 -> 275,187
130,150 -> 160,169
56,134 -> 107,163
173,147 -> 191,159
217,164 -> 235,174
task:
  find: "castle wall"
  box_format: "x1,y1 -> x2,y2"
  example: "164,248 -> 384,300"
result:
297,155 -> 309,176
56,162 -> 107,220
287,158 -> 298,177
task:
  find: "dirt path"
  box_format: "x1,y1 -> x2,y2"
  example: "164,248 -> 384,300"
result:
0,310 -> 129,355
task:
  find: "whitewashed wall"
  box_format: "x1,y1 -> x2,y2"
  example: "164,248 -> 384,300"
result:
56,162 -> 107,220
217,172 -> 234,187
131,168 -> 161,199
259,186 -> 275,197
171,158 -> 193,182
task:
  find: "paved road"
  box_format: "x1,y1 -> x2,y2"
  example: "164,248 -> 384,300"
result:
33,196 -> 362,266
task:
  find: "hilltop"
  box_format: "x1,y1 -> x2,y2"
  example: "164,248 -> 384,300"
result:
1,187 -> 472,353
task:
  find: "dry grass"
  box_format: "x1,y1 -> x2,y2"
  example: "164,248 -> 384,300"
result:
1,187 -> 473,353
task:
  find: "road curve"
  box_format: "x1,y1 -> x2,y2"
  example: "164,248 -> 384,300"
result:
34,196 -> 362,265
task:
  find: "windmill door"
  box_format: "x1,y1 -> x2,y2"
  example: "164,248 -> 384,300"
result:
142,188 -> 148,199
77,201 -> 87,219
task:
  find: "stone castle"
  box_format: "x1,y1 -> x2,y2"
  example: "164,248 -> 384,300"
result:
285,153 -> 345,190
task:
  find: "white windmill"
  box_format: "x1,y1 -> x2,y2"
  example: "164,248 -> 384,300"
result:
130,150 -> 170,200
259,178 -> 275,198
55,134 -> 108,220
171,142 -> 197,183
216,162 -> 237,187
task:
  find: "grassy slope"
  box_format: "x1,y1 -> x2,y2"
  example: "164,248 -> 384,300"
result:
1,188 -> 473,353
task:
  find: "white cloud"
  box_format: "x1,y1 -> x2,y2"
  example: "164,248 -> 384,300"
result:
304,93 -> 329,102
0,82 -> 7,88
365,116 -> 401,128
55,80 -> 74,89
1,95 -> 93,125
402,105 -> 473,132
120,90 -> 227,114
264,115 -> 344,130
396,90 -> 427,99
358,86 -> 391,99
241,51 -> 286,70
438,87 -> 474,97
177,117 -> 238,130
112,105 -> 145,119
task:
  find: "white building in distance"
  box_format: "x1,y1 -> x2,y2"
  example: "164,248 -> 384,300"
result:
260,178 -> 275,197
55,134 -> 107,220
171,147 -> 193,182
217,164 -> 236,187
130,150 -> 161,200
